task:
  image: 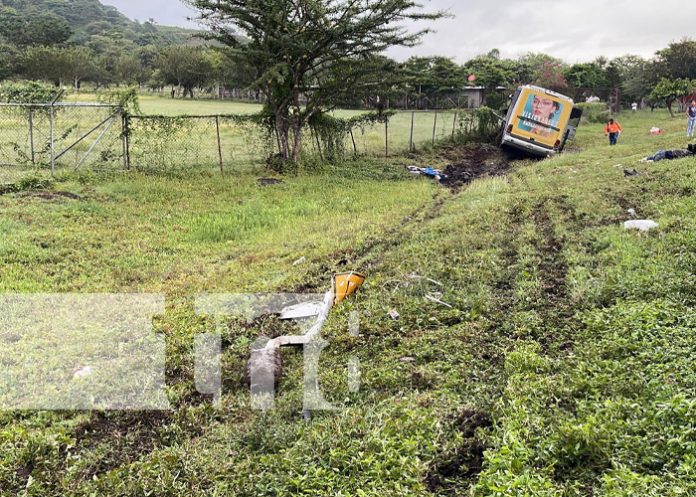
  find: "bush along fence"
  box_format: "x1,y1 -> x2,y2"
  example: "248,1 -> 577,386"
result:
0,102 -> 495,179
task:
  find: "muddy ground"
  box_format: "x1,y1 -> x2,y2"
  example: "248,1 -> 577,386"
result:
435,143 -> 517,190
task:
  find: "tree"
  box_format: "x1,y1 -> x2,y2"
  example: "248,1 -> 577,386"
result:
0,6 -> 72,47
22,46 -> 64,85
517,53 -> 566,86
0,41 -> 20,81
186,0 -> 443,162
654,38 -> 696,80
612,55 -> 652,105
156,46 -> 214,98
114,54 -> 152,87
564,62 -> 604,99
62,47 -> 99,89
463,54 -> 515,105
649,78 -> 696,117
403,56 -> 465,109
534,60 -> 568,93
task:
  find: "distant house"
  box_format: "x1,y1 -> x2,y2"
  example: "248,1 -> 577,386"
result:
460,86 -> 509,109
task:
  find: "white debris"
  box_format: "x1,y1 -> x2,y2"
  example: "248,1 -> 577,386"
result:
279,302 -> 324,320
425,293 -> 453,308
388,309 -> 400,320
293,256 -> 306,266
73,366 -> 93,379
627,208 -> 637,217
624,220 -> 659,232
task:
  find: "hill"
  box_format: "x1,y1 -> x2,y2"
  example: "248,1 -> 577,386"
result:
0,0 -> 202,48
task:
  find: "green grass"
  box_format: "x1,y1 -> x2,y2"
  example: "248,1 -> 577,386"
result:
1,108 -> 696,496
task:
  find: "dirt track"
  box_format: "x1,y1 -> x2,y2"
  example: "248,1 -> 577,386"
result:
437,144 -> 513,190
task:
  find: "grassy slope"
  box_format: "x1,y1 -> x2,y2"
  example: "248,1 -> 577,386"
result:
1,109 -> 696,496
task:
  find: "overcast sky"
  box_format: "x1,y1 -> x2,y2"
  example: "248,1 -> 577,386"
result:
105,0 -> 695,62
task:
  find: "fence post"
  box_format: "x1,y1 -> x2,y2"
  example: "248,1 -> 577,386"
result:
28,108 -> 35,166
385,119 -> 389,158
432,111 -> 438,146
49,105 -> 55,178
452,111 -> 458,139
409,111 -> 415,152
122,111 -> 131,171
349,127 -> 357,156
121,114 -> 127,170
215,115 -> 224,176
47,90 -> 63,178
312,126 -> 324,161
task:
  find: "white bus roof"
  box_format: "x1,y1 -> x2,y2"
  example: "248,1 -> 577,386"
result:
519,85 -> 574,104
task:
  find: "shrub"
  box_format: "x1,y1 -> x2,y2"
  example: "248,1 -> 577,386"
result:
575,102 -> 611,124
0,81 -> 61,104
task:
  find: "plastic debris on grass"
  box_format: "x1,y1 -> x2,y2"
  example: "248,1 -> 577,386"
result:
624,220 -> 659,232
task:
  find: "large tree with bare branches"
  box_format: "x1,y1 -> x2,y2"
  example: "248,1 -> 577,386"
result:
185,0 -> 442,162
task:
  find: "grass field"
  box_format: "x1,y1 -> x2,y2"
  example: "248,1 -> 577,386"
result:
1,107 -> 696,496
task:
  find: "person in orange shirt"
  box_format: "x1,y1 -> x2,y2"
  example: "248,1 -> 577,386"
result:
605,118 -> 623,145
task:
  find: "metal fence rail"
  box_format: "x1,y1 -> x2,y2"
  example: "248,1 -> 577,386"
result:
0,102 -> 481,182
0,102 -> 124,182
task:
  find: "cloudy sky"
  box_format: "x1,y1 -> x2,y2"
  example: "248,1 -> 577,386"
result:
105,0 -> 695,62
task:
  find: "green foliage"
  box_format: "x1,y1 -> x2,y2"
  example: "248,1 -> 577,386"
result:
308,111 -> 394,163
156,46 -> 215,98
402,56 -> 467,109
455,107 -> 502,143
22,45 -> 98,87
575,102 -> 611,123
0,80 -> 60,103
464,54 -> 515,91
0,0 -> 199,48
0,4 -> 73,47
564,62 -> 605,97
649,77 -> 696,116
613,55 -> 654,105
187,0 -> 444,162
654,38 -> 696,80
98,86 -> 141,115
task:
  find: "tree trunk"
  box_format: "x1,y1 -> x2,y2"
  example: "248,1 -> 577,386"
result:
291,119 -> 303,163
667,99 -> 674,118
275,115 -> 290,161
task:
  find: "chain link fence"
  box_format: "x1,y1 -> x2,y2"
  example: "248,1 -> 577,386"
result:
0,103 -> 125,184
127,115 -> 274,173
1,103 -> 483,183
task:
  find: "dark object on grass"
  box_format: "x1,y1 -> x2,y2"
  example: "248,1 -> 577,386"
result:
624,169 -> 640,177
17,191 -> 82,200
258,178 -> 284,187
643,148 -> 695,162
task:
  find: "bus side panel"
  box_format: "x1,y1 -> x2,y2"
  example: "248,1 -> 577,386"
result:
508,88 -> 572,149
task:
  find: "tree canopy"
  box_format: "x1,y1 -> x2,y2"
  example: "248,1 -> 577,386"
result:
186,0 -> 443,161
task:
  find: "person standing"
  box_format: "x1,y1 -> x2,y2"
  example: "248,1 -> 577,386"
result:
686,100 -> 696,138
605,118 -> 623,146
631,102 -> 638,112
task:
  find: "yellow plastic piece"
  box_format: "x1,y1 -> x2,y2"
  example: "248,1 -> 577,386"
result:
332,272 -> 366,306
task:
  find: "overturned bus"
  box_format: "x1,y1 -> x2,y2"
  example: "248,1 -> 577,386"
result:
500,85 -> 582,157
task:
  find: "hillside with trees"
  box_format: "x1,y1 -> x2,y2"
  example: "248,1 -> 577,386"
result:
1,0 -> 695,118
0,0 -> 199,46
